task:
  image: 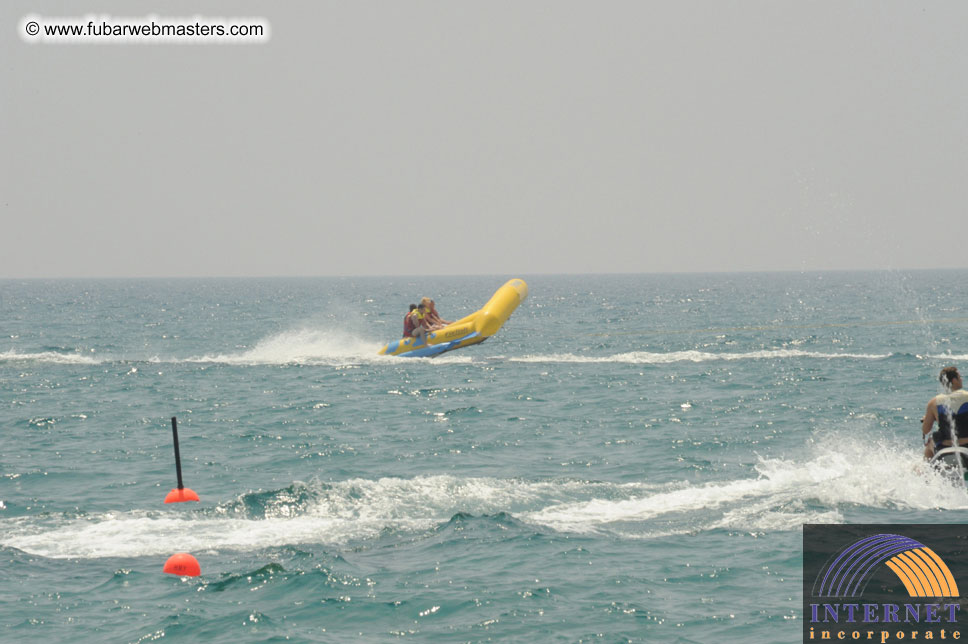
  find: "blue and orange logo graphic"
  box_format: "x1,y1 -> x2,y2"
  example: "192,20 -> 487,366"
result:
814,533 -> 959,599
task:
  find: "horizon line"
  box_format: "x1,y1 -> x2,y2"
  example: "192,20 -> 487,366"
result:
3,267 -> 968,281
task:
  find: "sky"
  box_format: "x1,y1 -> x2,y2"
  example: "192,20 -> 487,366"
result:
2,1 -> 967,278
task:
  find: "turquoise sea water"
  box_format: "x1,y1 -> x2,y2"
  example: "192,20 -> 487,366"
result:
3,272 -> 968,643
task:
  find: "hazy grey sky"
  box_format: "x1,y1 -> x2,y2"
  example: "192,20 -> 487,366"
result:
3,2 -> 967,278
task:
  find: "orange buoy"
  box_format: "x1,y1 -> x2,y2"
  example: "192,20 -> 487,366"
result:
163,553 -> 201,577
164,487 -> 200,503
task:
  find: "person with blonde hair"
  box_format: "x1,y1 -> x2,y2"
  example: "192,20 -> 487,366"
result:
421,297 -> 452,330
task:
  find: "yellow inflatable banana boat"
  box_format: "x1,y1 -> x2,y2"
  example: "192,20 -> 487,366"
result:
379,278 -> 528,358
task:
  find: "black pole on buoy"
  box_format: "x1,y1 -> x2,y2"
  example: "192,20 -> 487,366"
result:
164,416 -> 199,503
171,416 -> 185,490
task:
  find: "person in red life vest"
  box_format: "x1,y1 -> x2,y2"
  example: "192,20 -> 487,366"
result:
421,297 -> 452,330
402,304 -> 418,338
404,303 -> 430,344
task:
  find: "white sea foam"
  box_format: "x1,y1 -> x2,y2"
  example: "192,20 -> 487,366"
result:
511,349 -> 892,364
184,328 -> 383,365
0,326 -> 478,367
0,350 -> 102,365
3,438 -> 964,559
0,342 -> 891,368
178,328 -> 474,365
526,435 -> 968,536
1,476 -> 613,559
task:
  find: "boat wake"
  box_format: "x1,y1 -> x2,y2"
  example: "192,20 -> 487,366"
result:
0,328 -> 477,367
511,349 -> 893,364
0,350 -> 101,365
529,435 -> 968,538
0,345 -> 900,367
2,433 -> 963,559
184,328 -> 384,366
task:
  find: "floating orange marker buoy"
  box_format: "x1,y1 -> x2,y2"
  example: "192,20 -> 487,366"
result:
163,553 -> 201,577
164,487 -> 200,503
164,416 -> 199,503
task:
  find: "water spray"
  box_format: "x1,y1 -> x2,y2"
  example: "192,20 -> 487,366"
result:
939,394 -> 966,482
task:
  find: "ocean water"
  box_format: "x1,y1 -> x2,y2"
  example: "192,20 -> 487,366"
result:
3,271 -> 968,643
